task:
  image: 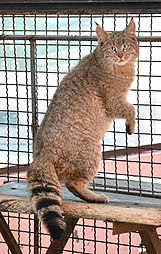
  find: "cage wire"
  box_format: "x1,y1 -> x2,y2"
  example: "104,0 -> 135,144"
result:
0,13 -> 161,254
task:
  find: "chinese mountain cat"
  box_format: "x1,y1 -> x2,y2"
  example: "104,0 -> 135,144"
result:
28,18 -> 139,240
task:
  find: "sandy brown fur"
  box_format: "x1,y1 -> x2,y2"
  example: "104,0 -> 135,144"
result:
27,19 -> 139,240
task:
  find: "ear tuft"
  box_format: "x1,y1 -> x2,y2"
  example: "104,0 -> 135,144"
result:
95,22 -> 108,46
124,18 -> 136,36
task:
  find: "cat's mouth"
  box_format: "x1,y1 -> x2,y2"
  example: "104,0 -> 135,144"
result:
115,59 -> 128,66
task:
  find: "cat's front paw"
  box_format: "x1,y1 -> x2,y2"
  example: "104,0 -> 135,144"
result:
126,123 -> 132,135
98,194 -> 109,203
126,122 -> 135,135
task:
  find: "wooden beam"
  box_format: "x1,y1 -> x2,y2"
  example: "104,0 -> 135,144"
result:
1,197 -> 161,228
0,164 -> 28,176
103,143 -> 161,159
113,222 -> 157,235
0,212 -> 23,254
139,228 -> 161,254
46,217 -> 78,254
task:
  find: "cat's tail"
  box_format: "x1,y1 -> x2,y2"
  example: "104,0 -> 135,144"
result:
27,160 -> 66,240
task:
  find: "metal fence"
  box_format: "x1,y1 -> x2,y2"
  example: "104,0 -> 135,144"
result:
0,9 -> 161,254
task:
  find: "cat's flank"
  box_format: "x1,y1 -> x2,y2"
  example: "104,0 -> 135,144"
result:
28,19 -> 139,240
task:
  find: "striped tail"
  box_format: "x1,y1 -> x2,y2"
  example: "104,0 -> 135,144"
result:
28,161 -> 66,240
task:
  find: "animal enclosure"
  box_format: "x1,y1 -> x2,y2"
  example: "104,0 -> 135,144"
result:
0,1 -> 161,254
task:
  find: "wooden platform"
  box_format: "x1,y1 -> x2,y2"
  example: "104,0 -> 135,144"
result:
0,181 -> 161,254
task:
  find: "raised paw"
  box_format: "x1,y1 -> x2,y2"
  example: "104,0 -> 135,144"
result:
126,120 -> 135,135
126,123 -> 132,135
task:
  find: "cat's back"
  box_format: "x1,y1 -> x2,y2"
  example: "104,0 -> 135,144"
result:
44,53 -> 103,117
35,52 -> 108,150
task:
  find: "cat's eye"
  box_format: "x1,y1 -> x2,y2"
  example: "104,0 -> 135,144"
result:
110,45 -> 117,52
123,44 -> 129,51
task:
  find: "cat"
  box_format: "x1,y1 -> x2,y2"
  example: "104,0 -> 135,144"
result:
27,18 -> 139,240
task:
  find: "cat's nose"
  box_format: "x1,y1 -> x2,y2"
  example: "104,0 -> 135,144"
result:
117,51 -> 124,59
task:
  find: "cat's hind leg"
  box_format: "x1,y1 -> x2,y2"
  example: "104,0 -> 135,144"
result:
65,181 -> 109,203
64,142 -> 109,203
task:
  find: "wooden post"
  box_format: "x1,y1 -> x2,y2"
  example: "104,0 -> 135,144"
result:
0,212 -> 23,254
46,217 -> 78,254
113,222 -> 161,254
139,228 -> 161,254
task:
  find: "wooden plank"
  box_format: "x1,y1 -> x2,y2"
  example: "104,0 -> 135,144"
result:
1,181 -> 161,227
93,176 -> 161,197
1,181 -> 161,208
46,217 -> 78,254
113,222 -> 157,235
139,228 -> 161,254
1,195 -> 161,227
62,201 -> 161,227
1,181 -> 161,254
2,172 -> 161,198
0,212 -> 23,254
0,181 -> 29,199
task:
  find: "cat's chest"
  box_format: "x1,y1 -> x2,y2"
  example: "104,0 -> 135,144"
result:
114,64 -> 134,79
103,75 -> 132,94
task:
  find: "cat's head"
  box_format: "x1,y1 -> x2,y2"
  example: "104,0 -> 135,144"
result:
96,19 -> 139,67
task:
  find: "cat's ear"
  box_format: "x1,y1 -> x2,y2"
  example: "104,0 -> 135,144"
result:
123,18 -> 136,36
95,22 -> 108,46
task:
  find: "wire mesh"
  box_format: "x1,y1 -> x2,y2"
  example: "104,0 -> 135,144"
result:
0,13 -> 161,254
